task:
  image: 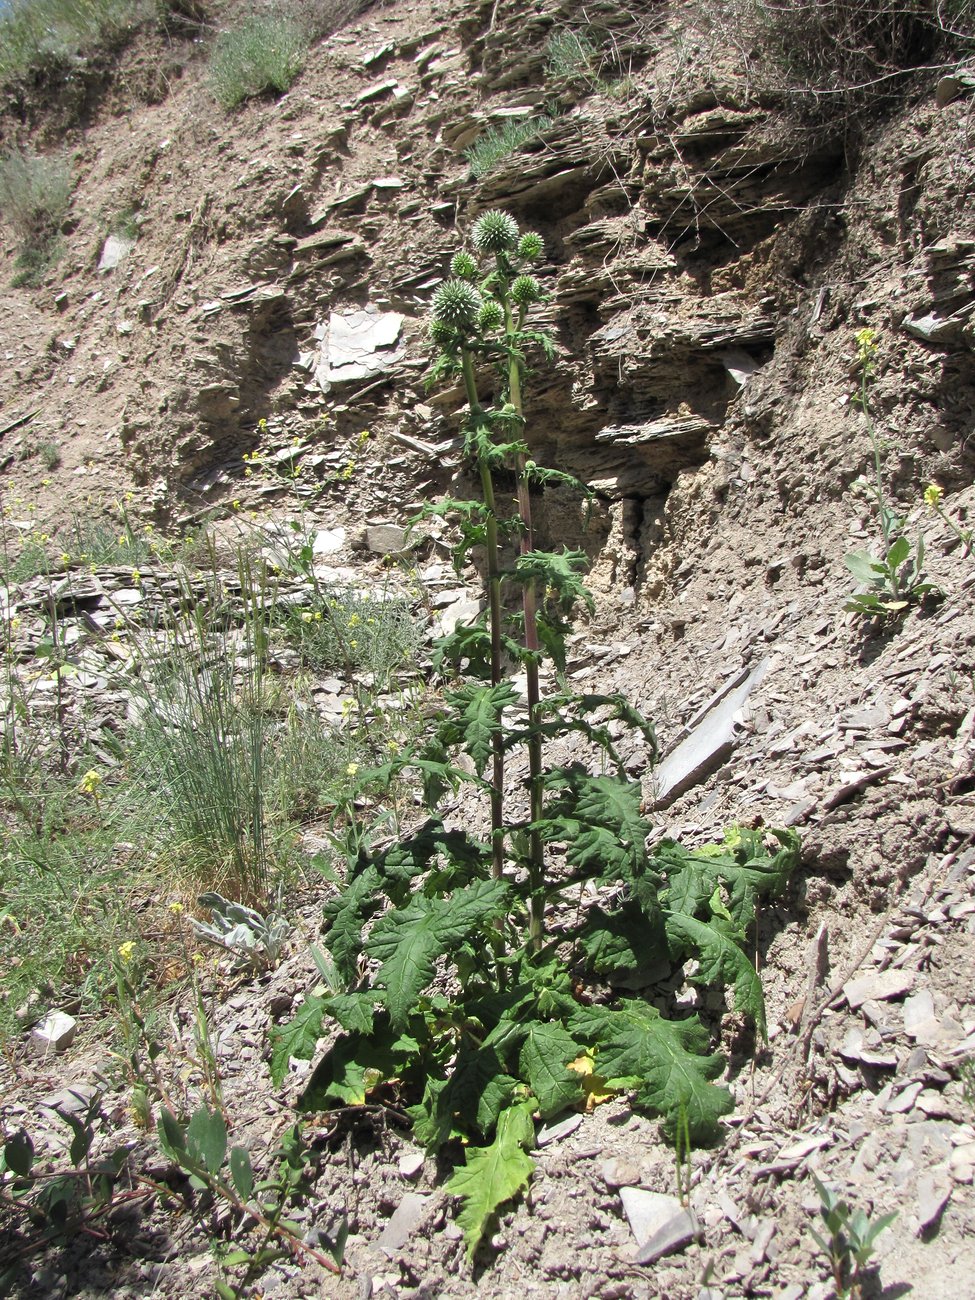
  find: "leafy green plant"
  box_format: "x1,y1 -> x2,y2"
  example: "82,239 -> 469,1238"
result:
810,1175 -> 897,1299
156,1104 -> 344,1296
844,329 -> 940,618
208,13 -> 307,110
1,1092 -> 129,1239
464,115 -> 554,180
273,213 -> 800,1260
189,892 -> 291,971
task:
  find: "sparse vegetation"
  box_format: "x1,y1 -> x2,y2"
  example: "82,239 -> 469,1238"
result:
208,13 -> 308,110
718,0 -> 975,124
810,1176 -> 897,1299
545,28 -> 598,82
0,148 -> 72,285
0,0 -> 143,85
464,115 -> 554,179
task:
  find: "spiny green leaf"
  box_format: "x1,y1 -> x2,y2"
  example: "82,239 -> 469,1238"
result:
366,879 -> 510,1028
443,681 -> 521,776
512,548 -> 594,614
269,995 -> 325,1088
298,1014 -> 411,1109
665,911 -> 767,1037
322,865 -> 382,981
326,992 -> 377,1035
571,1003 -> 732,1144
187,1105 -> 227,1176
441,1041 -> 519,1136
578,900 -> 668,979
519,1022 -> 585,1117
446,1101 -> 536,1262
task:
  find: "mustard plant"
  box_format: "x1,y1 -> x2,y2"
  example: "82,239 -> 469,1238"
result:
274,214 -> 800,1259
844,328 -> 940,618
925,482 -> 973,557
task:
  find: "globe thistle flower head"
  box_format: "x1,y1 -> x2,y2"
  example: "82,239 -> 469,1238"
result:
511,274 -> 541,308
432,278 -> 482,330
518,231 -> 543,262
429,318 -> 459,349
478,299 -> 503,332
450,250 -> 478,281
473,209 -> 519,255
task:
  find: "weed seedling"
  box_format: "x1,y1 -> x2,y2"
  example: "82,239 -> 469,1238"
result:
810,1175 -> 896,1299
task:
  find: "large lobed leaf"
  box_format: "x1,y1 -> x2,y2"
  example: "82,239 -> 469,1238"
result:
446,1101 -> 536,1262
365,878 -> 511,1028
571,1002 -> 732,1144
665,911 -> 767,1038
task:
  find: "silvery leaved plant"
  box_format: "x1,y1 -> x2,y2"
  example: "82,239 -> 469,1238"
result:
190,893 -> 291,971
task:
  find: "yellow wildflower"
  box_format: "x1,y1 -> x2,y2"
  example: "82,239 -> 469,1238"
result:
924,483 -> 944,509
78,769 -> 102,798
118,941 -> 136,963
169,901 -> 184,915
345,762 -> 359,777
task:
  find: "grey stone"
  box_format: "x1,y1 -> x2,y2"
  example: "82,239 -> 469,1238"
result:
600,1157 -> 641,1188
634,1208 -> 701,1264
379,1191 -> 429,1255
314,308 -> 404,391
620,1188 -> 683,1247
98,234 -> 135,273
363,524 -> 410,556
843,969 -> 915,1009
536,1113 -> 583,1146
32,1010 -> 77,1054
653,659 -> 770,806
916,1171 -> 950,1232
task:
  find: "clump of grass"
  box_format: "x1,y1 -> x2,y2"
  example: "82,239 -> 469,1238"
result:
464,114 -> 554,180
0,0 -> 141,85
0,148 -> 73,283
208,13 -> 308,110
545,28 -> 598,81
123,572 -> 277,906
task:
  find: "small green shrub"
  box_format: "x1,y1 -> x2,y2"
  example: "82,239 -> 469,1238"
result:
278,587 -> 425,684
208,13 -> 308,110
0,148 -> 73,254
464,115 -> 553,180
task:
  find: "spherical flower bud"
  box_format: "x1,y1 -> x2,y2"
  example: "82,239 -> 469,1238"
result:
510,274 -> 541,307
477,299 -> 503,332
472,209 -> 519,255
431,278 -> 481,330
450,251 -> 478,281
518,231 -> 543,261
429,318 -> 458,349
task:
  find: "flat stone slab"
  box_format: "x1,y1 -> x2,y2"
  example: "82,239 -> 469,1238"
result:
634,1208 -> 702,1264
314,307 -> 404,390
843,969 -> 915,1009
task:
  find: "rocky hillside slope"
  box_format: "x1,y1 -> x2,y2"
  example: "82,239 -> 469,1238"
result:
2,1 -> 975,1297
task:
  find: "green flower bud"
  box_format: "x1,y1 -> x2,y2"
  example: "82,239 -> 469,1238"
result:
478,299 -> 503,332
518,231 -> 543,261
431,278 -> 482,330
472,209 -> 519,255
450,251 -> 478,281
429,318 -> 458,349
510,274 -> 541,307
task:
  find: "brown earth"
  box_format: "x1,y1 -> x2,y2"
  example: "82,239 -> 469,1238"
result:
2,1 -> 975,1296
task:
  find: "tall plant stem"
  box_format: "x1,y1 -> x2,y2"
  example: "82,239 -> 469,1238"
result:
460,347 -> 505,879
504,301 -> 545,950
